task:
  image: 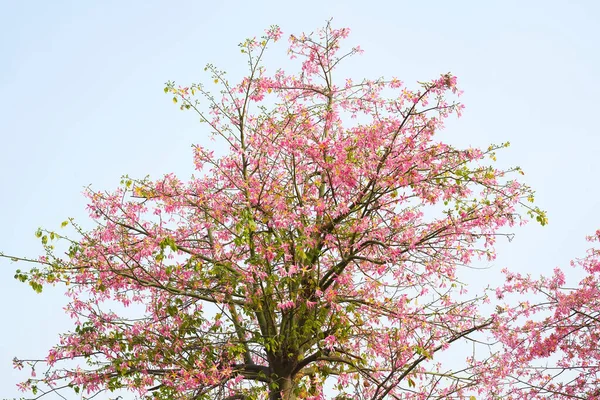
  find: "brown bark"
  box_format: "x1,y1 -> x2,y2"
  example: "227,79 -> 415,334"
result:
268,375 -> 296,400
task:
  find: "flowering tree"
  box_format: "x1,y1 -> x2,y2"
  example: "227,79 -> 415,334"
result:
477,230 -> 600,399
3,23 -> 548,400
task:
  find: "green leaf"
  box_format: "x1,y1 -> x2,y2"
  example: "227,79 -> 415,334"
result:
166,305 -> 177,316
61,220 -> 69,228
30,281 -> 43,293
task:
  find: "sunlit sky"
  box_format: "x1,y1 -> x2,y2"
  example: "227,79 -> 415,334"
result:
1,1 -> 599,398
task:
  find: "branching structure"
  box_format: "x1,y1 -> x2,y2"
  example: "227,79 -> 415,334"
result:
3,23 -> 547,400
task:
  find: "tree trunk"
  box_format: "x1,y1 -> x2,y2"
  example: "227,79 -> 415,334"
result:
269,375 -> 296,400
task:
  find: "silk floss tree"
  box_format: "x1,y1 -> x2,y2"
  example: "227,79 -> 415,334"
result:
4,22 -> 547,400
474,230 -> 600,399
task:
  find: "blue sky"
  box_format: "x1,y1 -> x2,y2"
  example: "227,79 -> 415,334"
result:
1,1 -> 599,398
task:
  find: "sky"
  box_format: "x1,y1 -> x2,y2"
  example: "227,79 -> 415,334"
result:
1,0 -> 599,398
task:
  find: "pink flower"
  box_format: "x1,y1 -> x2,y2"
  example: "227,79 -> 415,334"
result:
324,335 -> 337,350
277,300 -> 295,310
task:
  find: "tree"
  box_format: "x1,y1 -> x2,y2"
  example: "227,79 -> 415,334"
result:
3,22 -> 547,400
475,230 -> 600,399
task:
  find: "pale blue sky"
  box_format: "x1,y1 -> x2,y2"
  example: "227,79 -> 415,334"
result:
1,1 -> 599,398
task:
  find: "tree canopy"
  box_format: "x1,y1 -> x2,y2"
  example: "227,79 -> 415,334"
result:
10,22 -> 595,400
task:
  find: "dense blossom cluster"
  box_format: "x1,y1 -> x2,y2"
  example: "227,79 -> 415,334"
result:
6,22 -> 590,400
473,230 -> 600,399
